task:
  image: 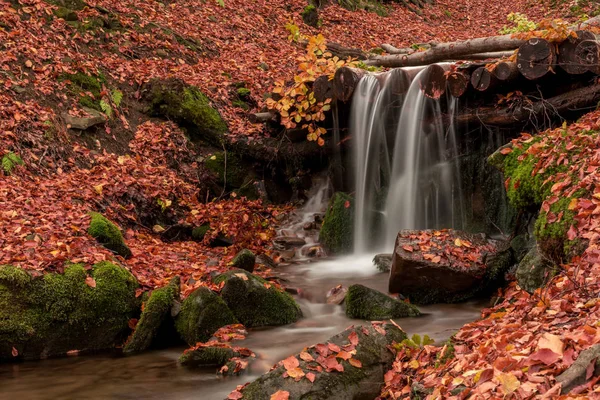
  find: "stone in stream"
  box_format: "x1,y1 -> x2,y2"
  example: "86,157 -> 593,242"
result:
0,262 -> 139,361
389,229 -> 514,304
326,284 -> 347,305
237,322 -> 406,400
345,284 -> 420,319
214,269 -> 302,328
124,276 -> 181,354
373,253 -> 392,272
273,236 -> 306,249
318,192 -> 354,255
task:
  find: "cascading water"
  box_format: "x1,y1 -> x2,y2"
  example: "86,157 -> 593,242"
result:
351,67 -> 465,253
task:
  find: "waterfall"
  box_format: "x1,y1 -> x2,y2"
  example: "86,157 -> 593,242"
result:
351,67 -> 464,253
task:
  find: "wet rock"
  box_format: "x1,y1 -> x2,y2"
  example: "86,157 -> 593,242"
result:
326,285 -> 347,305
306,245 -> 323,258
256,253 -> 277,269
303,222 -> 315,230
284,287 -> 300,295
174,287 -> 238,346
373,253 -> 392,273
63,107 -> 107,130
124,276 -> 180,354
556,344 -> 600,393
516,245 -> 557,293
238,322 -> 406,400
273,236 -> 306,249
231,249 -> 256,273
87,212 -> 132,258
179,345 -> 239,368
345,284 -> 420,320
215,269 -> 302,328
389,229 -> 512,304
0,263 -> 139,361
318,192 -> 354,255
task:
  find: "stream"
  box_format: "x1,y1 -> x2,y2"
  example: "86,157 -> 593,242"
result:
0,255 -> 486,400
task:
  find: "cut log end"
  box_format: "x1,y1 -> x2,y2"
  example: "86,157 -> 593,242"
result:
576,39 -> 600,75
493,61 -> 520,81
470,66 -> 498,92
447,71 -> 469,98
333,67 -> 367,102
419,64 -> 448,99
517,38 -> 557,80
559,30 -> 596,75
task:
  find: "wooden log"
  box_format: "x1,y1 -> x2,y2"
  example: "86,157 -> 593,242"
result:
313,75 -> 333,103
454,83 -> 600,127
517,38 -> 557,80
470,66 -> 498,92
453,51 -> 514,61
333,67 -> 367,102
249,112 -> 276,123
419,64 -> 449,99
385,67 -> 424,95
558,30 -> 597,74
576,39 -> 600,75
493,61 -> 520,81
447,71 -> 470,98
300,40 -> 367,60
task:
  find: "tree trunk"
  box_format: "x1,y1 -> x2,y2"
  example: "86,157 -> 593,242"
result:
447,71 -> 470,97
313,75 -> 333,103
517,38 -> 557,80
493,61 -> 520,81
454,83 -> 600,127
419,64 -> 449,99
576,39 -> 600,74
558,30 -> 597,74
470,66 -> 498,92
333,67 -> 367,102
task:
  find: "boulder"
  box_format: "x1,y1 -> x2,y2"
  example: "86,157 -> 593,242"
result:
123,276 -> 180,354
345,284 -> 420,320
326,285 -> 347,305
88,212 -> 132,258
556,344 -> 600,393
373,253 -> 392,272
231,249 -> 256,273
238,322 -> 406,400
0,262 -> 139,361
179,344 -> 239,368
516,245 -> 557,293
174,287 -> 238,346
215,269 -> 302,328
389,229 -> 513,304
318,192 -> 354,255
63,107 -> 107,130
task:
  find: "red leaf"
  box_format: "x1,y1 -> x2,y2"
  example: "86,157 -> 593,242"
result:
402,245 -> 414,252
327,342 -> 341,352
348,331 -> 359,346
85,276 -> 97,288
11,347 -> 18,357
567,225 -> 578,241
530,348 -> 561,365
306,372 -> 316,382
344,201 -> 350,208
348,358 -> 362,368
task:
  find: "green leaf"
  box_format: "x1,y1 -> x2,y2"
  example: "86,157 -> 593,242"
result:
100,99 -> 113,117
411,334 -> 422,346
423,335 -> 435,346
2,152 -> 24,174
110,89 -> 123,108
216,0 -> 224,7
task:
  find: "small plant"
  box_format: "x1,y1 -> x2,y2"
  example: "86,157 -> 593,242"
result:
393,333 -> 435,354
499,12 -> 537,34
1,152 -> 24,175
111,89 -> 123,108
100,99 -> 113,117
285,19 -> 303,43
356,61 -> 382,72
444,10 -> 452,17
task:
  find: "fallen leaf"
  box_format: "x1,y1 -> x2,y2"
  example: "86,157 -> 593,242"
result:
85,276 -> 96,288
270,390 -> 290,400
11,347 -> 18,357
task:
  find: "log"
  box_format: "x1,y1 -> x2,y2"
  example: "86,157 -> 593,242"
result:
333,67 -> 367,102
385,67 -> 424,95
558,30 -> 597,74
447,71 -> 470,97
248,112 -> 276,123
517,38 -> 557,80
301,40 -> 367,60
576,39 -> 600,75
454,51 -> 514,61
313,75 -> 333,103
419,64 -> 449,99
366,34 -> 525,67
454,83 -> 600,127
470,66 -> 498,92
493,61 -> 520,81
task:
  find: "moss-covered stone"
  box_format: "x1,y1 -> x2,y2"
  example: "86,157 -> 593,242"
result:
191,223 -> 210,241
236,87 -> 251,99
0,262 -> 139,361
174,286 -> 238,346
88,212 -> 132,258
60,71 -> 106,111
215,269 -> 302,328
345,284 -> 420,320
319,192 -> 354,255
301,4 -> 320,27
124,276 -> 180,354
179,345 -> 237,367
53,6 -> 78,21
231,249 -> 256,273
516,246 -> 558,293
145,78 -> 227,146
204,151 -> 258,199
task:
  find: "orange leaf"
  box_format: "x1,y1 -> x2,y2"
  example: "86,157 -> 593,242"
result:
85,276 -> 96,288
283,355 -> 299,370
348,358 -> 362,368
270,390 -> 290,400
306,372 -> 316,382
11,347 -> 18,357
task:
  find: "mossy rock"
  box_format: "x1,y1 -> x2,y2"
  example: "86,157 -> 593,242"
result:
145,78 -> 227,146
88,212 -> 132,258
214,269 -> 302,328
123,276 -> 180,354
345,284 -> 420,320
0,262 -> 139,361
59,71 -> 106,111
301,5 -> 320,27
516,246 -> 558,293
204,151 -> 258,199
174,287 -> 238,346
319,192 -> 354,255
236,87 -> 251,99
191,224 -> 211,241
179,345 -> 238,367
232,249 -> 256,273
53,6 -> 78,21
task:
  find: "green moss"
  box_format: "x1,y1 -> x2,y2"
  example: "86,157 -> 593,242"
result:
146,78 -> 227,146
232,249 -> 255,272
216,269 -> 302,328
191,224 -> 210,241
60,72 -> 106,111
318,192 -> 354,254
231,99 -> 249,110
179,346 -> 236,367
345,284 -> 420,319
0,262 -> 138,360
124,276 -> 180,354
48,0 -> 87,10
236,87 -> 251,99
88,212 -> 132,258
204,152 -> 258,199
175,286 -> 238,346
53,6 -> 78,21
